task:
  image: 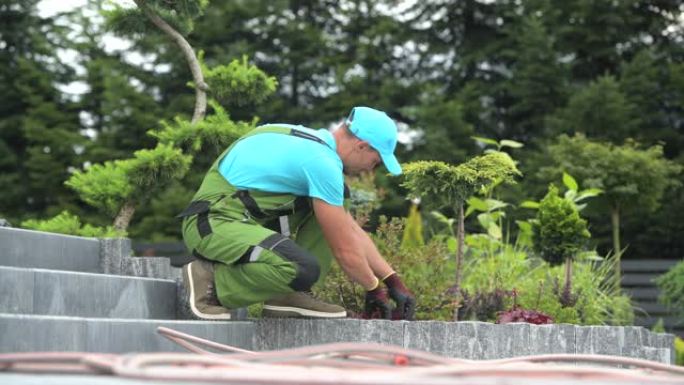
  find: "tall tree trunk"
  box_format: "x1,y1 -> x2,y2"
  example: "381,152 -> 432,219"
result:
562,256 -> 573,307
453,203 -> 465,321
113,200 -> 136,233
133,0 -> 208,124
611,205 -> 622,291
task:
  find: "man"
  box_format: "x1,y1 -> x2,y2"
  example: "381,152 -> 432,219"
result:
178,106 -> 416,320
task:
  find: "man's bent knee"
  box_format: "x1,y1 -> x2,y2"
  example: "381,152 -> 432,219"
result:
270,237 -> 321,291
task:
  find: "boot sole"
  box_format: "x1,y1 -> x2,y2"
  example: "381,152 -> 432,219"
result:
182,262 -> 232,321
262,305 -> 346,318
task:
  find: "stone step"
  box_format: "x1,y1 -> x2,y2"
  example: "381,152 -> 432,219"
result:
0,314 -> 254,353
0,266 -> 177,319
0,314 -> 675,364
0,227 -> 100,273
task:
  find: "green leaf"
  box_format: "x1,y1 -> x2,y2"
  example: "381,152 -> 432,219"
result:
484,198 -> 508,212
471,136 -> 499,146
477,212 -> 495,229
564,189 -> 577,202
516,220 -> 532,232
520,200 -> 540,209
578,251 -> 603,261
466,196 -> 488,216
575,188 -> 603,202
431,210 -> 450,225
447,236 -> 458,253
489,211 -> 506,221
487,223 -> 502,239
562,172 -> 578,191
500,139 -> 524,149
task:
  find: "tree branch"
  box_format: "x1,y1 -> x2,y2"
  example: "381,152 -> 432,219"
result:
133,0 -> 207,123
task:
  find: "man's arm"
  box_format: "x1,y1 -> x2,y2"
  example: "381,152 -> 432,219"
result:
349,214 -> 395,279
312,198 -> 379,290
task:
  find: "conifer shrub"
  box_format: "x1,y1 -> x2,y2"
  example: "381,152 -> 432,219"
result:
656,260 -> 684,322
22,211 -> 123,238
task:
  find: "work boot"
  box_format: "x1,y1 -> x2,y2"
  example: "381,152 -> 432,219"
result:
181,259 -> 232,320
262,292 -> 347,318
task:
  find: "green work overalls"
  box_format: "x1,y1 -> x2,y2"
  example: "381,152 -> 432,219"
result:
178,125 -> 344,308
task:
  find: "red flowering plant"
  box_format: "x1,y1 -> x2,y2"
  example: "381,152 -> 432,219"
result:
494,289 -> 553,325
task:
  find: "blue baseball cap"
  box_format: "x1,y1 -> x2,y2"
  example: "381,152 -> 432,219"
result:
346,106 -> 402,175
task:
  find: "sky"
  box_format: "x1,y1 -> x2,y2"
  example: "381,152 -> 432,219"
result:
37,0 -> 86,17
37,0 -> 165,98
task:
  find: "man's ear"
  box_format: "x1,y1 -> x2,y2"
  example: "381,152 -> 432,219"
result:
357,140 -> 371,150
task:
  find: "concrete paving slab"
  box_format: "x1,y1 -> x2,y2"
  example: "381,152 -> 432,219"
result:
0,314 -> 254,353
0,228 -> 100,272
0,266 -> 177,319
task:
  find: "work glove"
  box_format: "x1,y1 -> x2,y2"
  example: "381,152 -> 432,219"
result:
383,273 -> 416,320
364,284 -> 392,319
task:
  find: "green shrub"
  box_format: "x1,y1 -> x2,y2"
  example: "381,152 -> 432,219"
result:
314,216 -> 456,320
313,209 -> 632,325
675,337 -> 684,366
202,55 -> 278,107
533,185 -> 591,267
401,202 -> 425,250
457,226 -> 632,324
514,255 -> 633,325
655,260 -> 684,321
457,234 -> 526,320
22,211 -> 124,238
652,318 -> 666,333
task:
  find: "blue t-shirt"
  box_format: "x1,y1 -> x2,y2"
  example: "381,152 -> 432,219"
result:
218,124 -> 345,206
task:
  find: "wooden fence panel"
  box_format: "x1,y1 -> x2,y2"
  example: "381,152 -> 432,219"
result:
622,259 -> 682,336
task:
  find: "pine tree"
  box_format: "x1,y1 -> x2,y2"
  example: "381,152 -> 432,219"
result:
547,76 -> 637,143
0,0 -> 84,222
66,0 -> 276,233
502,15 -> 569,144
70,2 -> 163,163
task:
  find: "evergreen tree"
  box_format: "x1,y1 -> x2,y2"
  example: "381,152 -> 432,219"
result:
0,0 -> 84,222
543,0 -> 683,81
501,15 -> 569,144
66,0 -> 276,233
547,76 -> 637,143
618,48 -> 684,159
69,1 -> 165,164
539,134 -> 682,283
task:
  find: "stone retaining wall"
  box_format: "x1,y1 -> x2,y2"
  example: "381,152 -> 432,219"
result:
254,319 -> 675,363
0,228 -> 676,364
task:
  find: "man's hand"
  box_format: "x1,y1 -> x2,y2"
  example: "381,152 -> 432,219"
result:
384,273 -> 416,320
364,285 -> 392,319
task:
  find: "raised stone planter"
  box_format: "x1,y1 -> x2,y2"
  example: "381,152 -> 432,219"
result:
254,319 -> 675,364
0,227 -> 676,364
